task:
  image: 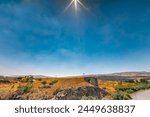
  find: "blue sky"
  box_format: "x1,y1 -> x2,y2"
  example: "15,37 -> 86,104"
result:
0,0 -> 150,76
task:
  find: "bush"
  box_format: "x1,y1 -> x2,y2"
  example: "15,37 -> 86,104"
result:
17,84 -> 33,94
116,82 -> 150,93
42,81 -> 47,85
126,89 -> 134,93
16,76 -> 34,83
19,76 -> 33,83
116,85 -> 129,92
49,80 -> 58,85
113,91 -> 132,100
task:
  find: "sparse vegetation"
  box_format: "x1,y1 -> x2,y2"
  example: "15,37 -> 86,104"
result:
49,80 -> 58,85
17,76 -> 33,83
42,81 -> 47,85
1,73 -> 150,100
23,76 -> 33,83
112,79 -> 150,100
116,81 -> 150,93
113,91 -> 132,100
17,84 -> 33,94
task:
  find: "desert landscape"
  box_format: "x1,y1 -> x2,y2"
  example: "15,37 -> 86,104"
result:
0,72 -> 150,100
0,0 -> 149,100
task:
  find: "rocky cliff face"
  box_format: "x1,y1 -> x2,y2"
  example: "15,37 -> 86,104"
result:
52,77 -> 108,100
52,86 -> 108,100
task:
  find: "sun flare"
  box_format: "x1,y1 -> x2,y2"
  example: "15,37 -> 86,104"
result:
65,0 -> 87,12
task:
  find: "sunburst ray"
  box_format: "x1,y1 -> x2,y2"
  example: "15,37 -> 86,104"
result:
65,0 -> 87,12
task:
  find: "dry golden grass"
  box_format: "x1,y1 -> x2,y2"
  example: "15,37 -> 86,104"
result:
98,80 -> 118,93
0,77 -> 136,99
0,76 -> 92,99
98,80 -> 135,94
32,77 -> 93,97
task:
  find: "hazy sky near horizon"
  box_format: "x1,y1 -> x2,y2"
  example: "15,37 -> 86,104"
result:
0,0 -> 150,76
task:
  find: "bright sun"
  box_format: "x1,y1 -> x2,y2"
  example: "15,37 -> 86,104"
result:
65,0 -> 87,12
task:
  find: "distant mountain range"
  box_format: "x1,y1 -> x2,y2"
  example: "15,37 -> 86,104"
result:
1,72 -> 150,81
0,75 -> 48,79
86,71 -> 150,77
10,75 -> 49,78
85,72 -> 150,81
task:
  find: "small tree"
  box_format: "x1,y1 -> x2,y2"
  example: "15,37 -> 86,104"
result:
42,81 -> 47,85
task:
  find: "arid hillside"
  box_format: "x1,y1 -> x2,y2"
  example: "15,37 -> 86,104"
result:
0,76 -> 108,100
0,72 -> 150,100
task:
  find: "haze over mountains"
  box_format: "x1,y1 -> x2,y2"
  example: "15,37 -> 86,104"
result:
1,71 -> 150,100
86,72 -> 150,77
1,72 -> 150,81
85,72 -> 150,81
0,75 -> 48,79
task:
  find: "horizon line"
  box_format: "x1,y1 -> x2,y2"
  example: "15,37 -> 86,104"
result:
1,71 -> 149,78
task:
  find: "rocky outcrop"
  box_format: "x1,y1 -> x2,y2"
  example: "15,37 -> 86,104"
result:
84,77 -> 98,86
52,86 -> 108,100
52,77 -> 108,100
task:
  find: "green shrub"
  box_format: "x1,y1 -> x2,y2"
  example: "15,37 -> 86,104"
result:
17,84 -> 33,94
126,89 -> 134,93
113,91 -> 132,100
42,81 -> 47,85
116,85 -> 129,92
26,78 -> 33,82
16,76 -> 34,83
49,80 -> 58,85
116,82 -> 150,93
